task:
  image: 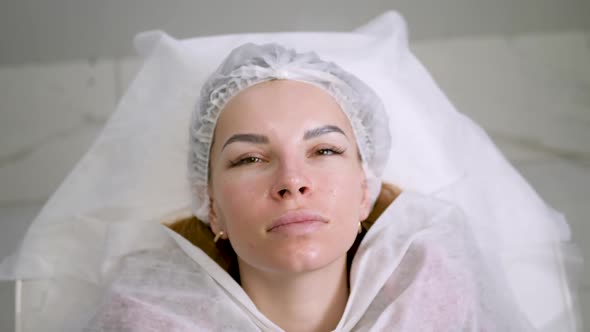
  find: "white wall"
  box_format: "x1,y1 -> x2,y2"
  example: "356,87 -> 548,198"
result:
0,0 -> 588,65
0,30 -> 588,330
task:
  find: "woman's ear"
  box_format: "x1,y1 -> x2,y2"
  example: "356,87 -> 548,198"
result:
359,177 -> 372,221
208,196 -> 222,234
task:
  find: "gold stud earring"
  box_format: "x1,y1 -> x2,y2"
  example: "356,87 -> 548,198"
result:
358,222 -> 363,234
213,230 -> 224,243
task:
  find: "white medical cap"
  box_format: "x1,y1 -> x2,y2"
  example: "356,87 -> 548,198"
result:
188,43 -> 391,221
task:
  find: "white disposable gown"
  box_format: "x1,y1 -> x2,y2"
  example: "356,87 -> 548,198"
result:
85,192 -> 533,331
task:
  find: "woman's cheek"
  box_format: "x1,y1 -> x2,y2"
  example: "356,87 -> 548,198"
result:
220,172 -> 267,217
316,164 -> 362,188
323,170 -> 365,212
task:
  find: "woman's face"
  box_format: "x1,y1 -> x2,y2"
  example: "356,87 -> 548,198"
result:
208,80 -> 371,275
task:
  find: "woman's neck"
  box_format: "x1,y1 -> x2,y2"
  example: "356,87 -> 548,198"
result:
238,256 -> 349,332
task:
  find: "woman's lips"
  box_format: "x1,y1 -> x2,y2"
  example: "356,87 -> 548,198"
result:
267,210 -> 328,234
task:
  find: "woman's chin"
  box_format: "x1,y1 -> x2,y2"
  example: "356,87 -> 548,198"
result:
257,244 -> 346,275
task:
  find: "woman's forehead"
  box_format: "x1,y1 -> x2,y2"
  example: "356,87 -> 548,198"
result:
215,80 -> 354,138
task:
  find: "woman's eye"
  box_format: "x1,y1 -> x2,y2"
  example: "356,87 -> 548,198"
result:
316,147 -> 345,156
230,156 -> 263,167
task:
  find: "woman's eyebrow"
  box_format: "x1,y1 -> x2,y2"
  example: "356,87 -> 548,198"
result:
222,125 -> 345,150
304,125 -> 347,140
222,133 -> 269,150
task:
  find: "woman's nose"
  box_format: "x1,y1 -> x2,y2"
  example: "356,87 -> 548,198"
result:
270,163 -> 312,200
